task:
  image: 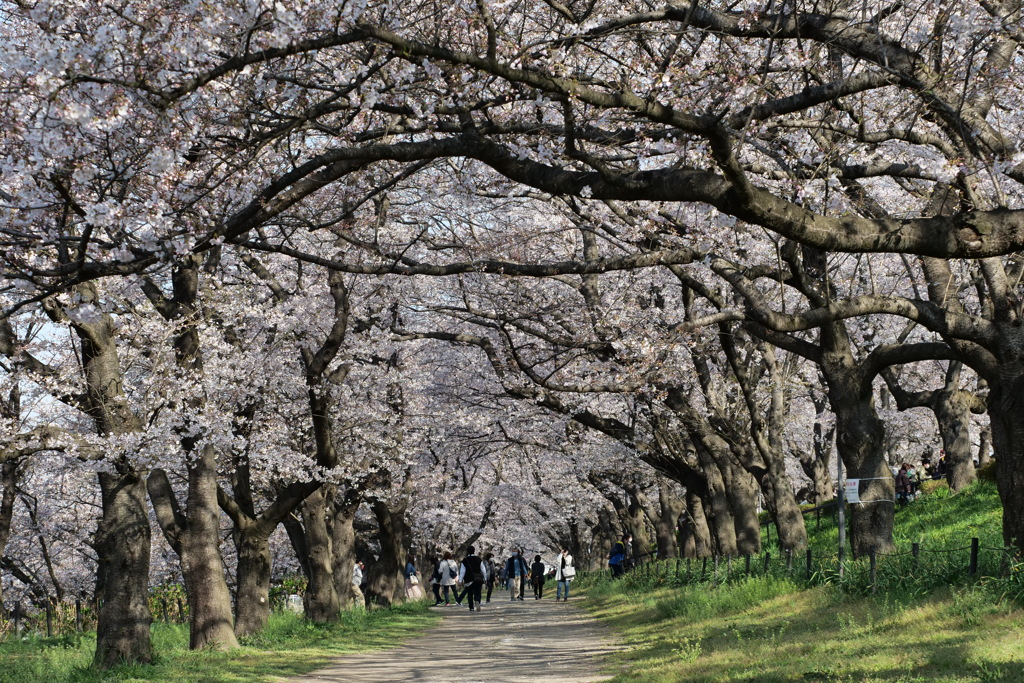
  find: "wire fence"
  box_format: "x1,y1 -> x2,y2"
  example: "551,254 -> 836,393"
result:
575,536 -> 1021,599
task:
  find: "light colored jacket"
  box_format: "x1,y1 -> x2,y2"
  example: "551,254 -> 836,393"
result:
555,552 -> 574,581
439,558 -> 459,586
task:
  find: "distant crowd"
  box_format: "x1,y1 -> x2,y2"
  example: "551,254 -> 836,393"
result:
397,546 -> 577,612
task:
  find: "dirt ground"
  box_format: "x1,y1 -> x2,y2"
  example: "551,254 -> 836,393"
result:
284,593 -> 624,682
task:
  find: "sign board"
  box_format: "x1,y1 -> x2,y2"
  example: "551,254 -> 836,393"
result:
844,479 -> 860,504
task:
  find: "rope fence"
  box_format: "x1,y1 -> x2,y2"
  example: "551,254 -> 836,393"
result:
576,536 -> 1018,596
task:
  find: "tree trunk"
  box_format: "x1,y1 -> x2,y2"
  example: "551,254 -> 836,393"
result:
93,471 -> 153,668
653,485 -> 683,559
365,497 -> 407,606
762,455 -> 808,550
331,493 -> 360,607
936,392 -> 977,491
989,362 -> 1024,552
301,487 -> 340,622
696,455 -> 739,556
680,489 -> 713,558
149,445 -> 239,650
723,460 -> 762,556
832,398 -> 894,557
978,426 -> 992,468
233,523 -> 271,637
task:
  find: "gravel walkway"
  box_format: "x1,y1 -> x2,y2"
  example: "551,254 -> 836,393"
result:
285,595 -> 624,683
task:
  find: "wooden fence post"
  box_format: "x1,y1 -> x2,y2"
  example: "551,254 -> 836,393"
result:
786,548 -> 793,572
744,554 -> 751,575
805,548 -> 813,580
763,552 -> 770,573
45,601 -> 52,637
969,537 -> 979,576
13,601 -> 21,637
75,598 -> 82,633
869,547 -> 878,594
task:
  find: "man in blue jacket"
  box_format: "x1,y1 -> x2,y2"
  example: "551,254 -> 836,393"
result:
608,534 -> 631,578
505,548 -> 529,601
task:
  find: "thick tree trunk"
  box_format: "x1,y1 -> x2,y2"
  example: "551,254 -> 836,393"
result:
93,471 -> 153,668
724,461 -> 761,556
802,412 -> 835,504
366,498 -> 407,606
696,455 -> 739,556
301,487 -> 340,622
233,523 -> 271,637
761,455 -> 808,550
989,364 -> 1024,553
832,399 -> 894,557
331,494 -> 360,607
936,393 -> 977,491
680,489 -> 713,558
182,462 -> 239,649
42,285 -> 154,668
653,485 -> 683,559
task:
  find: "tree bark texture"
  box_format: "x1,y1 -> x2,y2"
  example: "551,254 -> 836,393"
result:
300,487 -> 340,622
93,471 -> 154,668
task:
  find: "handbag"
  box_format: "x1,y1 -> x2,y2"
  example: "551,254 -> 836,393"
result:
410,574 -> 420,585
562,565 -> 576,579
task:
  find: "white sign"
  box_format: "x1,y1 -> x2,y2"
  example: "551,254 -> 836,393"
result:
845,479 -> 860,504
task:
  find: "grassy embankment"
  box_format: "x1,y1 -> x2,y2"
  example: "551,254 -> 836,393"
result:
577,479 -> 1024,682
0,600 -> 440,683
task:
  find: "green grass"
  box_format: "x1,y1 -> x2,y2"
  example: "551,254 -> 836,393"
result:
577,481 -> 1024,682
0,602 -> 441,683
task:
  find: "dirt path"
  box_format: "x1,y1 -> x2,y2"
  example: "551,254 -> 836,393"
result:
285,595 -> 624,682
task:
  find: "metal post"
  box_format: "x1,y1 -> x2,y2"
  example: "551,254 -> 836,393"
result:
969,537 -> 979,576
763,552 -> 770,573
806,548 -> 813,580
75,598 -> 82,633
46,601 -> 52,638
745,554 -> 751,575
837,446 -> 845,581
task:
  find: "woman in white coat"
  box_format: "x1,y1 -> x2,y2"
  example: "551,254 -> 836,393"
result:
438,550 -> 460,605
555,547 -> 575,602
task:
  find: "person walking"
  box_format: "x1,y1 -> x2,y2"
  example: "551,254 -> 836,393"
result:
438,551 -> 460,605
555,547 -> 575,602
608,535 -> 630,578
530,554 -> 547,599
351,560 -> 365,608
429,555 -> 443,606
482,552 -> 497,603
506,548 -> 529,601
458,545 -> 488,611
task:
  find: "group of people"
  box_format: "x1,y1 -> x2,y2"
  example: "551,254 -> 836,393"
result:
894,462 -> 922,504
418,546 -> 576,611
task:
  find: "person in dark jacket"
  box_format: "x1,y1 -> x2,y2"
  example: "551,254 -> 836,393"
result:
482,552 -> 497,603
896,464 -> 911,505
458,546 -> 488,611
608,534 -> 630,578
506,548 -> 529,600
530,554 -> 546,600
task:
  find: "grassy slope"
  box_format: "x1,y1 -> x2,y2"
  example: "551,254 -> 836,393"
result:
581,481 -> 1024,682
0,601 -> 441,683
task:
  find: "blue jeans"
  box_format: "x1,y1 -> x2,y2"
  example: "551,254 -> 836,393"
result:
557,580 -> 571,600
